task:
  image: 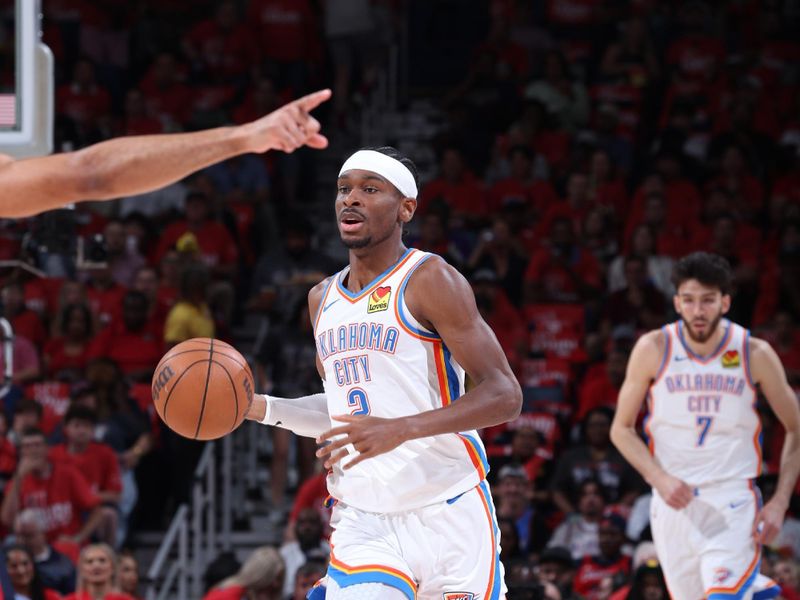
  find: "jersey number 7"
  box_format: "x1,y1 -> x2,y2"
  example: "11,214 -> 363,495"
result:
696,415 -> 714,446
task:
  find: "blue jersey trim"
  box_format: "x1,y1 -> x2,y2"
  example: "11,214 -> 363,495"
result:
478,480 -> 504,600
327,564 -> 416,600
396,253 -> 440,340
336,248 -> 412,299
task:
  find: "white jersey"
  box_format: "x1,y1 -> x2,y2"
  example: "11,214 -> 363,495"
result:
647,319 -> 760,486
314,249 -> 488,513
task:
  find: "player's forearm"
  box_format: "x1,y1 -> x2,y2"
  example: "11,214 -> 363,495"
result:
610,424 -> 666,486
246,393 -> 330,438
401,373 -> 521,440
772,431 -> 800,507
69,126 -> 252,200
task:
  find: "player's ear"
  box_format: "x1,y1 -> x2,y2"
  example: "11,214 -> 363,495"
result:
721,293 -> 731,314
399,197 -> 417,224
672,294 -> 681,315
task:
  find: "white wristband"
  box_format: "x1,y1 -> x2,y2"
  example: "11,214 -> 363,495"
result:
258,394 -> 273,425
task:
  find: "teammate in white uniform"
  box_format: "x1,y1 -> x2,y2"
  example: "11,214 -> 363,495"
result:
245,146 -> 522,600
611,252 -> 800,600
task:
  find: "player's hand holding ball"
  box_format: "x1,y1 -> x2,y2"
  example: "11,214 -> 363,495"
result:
152,338 -> 255,440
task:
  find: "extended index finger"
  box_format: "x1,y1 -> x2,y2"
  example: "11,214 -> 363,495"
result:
295,88 -> 332,112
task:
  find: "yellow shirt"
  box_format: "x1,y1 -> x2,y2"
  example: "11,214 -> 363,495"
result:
164,301 -> 215,343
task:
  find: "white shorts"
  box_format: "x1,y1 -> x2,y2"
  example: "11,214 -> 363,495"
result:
326,481 -> 506,600
650,479 -> 766,599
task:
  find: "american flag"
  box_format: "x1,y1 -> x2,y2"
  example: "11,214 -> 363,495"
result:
0,94 -> 16,127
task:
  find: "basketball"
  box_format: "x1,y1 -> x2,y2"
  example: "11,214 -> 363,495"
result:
151,338 -> 255,440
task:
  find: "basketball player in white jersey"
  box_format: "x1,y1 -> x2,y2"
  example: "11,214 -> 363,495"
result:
245,146 -> 522,600
611,252 -> 800,600
0,89 -> 330,217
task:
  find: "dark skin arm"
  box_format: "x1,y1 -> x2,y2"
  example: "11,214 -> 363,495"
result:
317,256 -> 522,469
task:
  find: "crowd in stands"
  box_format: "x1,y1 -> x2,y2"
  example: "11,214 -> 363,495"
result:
0,0 -> 799,599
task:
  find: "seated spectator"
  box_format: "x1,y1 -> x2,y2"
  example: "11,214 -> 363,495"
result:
487,145 -> 549,215
48,406 -> 122,548
164,263 -> 215,346
665,2 -> 724,84
523,51 -> 590,132
103,220 -> 146,289
494,465 -> 550,555
64,543 -> 133,600
470,270 -> 527,368
9,400 -> 44,447
581,207 -> 619,268
139,51 -> 192,129
498,517 -> 523,564
408,213 -> 465,272
1,282 -> 47,351
599,17 -> 660,89
774,558 -> 800,600
287,470 -> 330,540
117,551 -> 141,600
117,89 -> 163,137
536,546 -> 577,600
0,329 -> 41,387
468,218 -> 529,306
82,263 -> 126,330
202,546 -> 285,600
418,146 -> 488,226
624,189 -> 688,260
761,312 -> 800,387
610,560 -> 668,600
290,560 -> 326,600
538,172 -> 593,239
576,348 -> 630,423
587,149 -> 629,221
131,267 -> 170,337
279,509 -> 329,600
525,217 -> 603,304
0,411 -> 16,486
56,57 -> 111,135
608,225 -> 674,298
4,544 -> 62,600
155,191 -> 238,281
89,291 -> 163,381
602,256 -> 667,335
13,509 -> 77,596
707,144 -> 765,219
43,303 -> 94,381
550,408 -> 643,515
573,514 -> 631,599
1,428 -> 103,548
548,479 -> 605,561
487,417 -> 551,490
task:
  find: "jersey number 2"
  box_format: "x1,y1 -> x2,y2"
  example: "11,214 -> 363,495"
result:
347,388 -> 371,416
696,415 -> 714,446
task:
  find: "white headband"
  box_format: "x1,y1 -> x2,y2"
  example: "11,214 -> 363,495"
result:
338,150 -> 418,199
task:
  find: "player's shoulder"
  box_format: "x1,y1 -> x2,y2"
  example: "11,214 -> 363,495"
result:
629,327 -> 669,371
746,335 -> 779,364
308,275 -> 334,303
408,251 -> 466,290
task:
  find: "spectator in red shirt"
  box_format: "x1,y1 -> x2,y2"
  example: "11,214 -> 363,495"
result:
182,1 -> 258,83
131,266 -> 170,336
139,52 -> 192,129
470,269 -> 527,370
5,544 -> 62,600
539,171 -> 592,239
665,2 -> 725,83
89,291 -> 163,382
83,264 -> 126,330
576,347 -> 630,423
602,255 -> 667,336
49,406 -> 122,548
0,331 -> 42,386
56,58 -> 112,134
609,224 -> 674,298
587,149 -> 629,221
155,192 -> 239,281
43,303 -> 94,381
774,559 -> 800,600
764,311 -> 800,386
419,146 -> 488,226
573,514 -> 631,599
116,551 -> 142,600
599,16 -> 660,89
1,428 -> 104,546
0,410 -> 17,486
468,218 -> 529,306
1,282 -> 47,351
525,217 -> 603,304
117,89 -> 163,137
203,546 -> 285,600
65,543 -> 135,600
103,220 -> 146,289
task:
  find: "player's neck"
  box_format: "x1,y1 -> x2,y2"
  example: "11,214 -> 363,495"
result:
347,240 -> 407,292
680,320 -> 726,356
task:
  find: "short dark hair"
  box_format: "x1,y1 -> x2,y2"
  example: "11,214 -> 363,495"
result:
671,252 -> 733,295
64,405 -> 98,425
365,146 -> 420,193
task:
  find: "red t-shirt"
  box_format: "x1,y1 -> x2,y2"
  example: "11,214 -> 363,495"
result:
49,443 -> 122,497
56,84 -> 111,127
574,554 -> 631,599
64,593 -> 135,600
86,283 -> 126,329
666,35 -> 725,81
88,321 -> 163,375
11,310 -> 47,350
184,19 -> 258,79
155,221 -> 238,268
577,373 -> 620,422
247,0 -> 317,63
202,586 -> 246,600
43,338 -> 91,377
419,175 -> 488,220
7,463 -> 100,542
525,246 -> 602,299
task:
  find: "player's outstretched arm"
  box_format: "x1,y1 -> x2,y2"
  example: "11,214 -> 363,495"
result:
0,89 -> 331,218
750,337 -> 800,544
610,330 -> 693,509
244,277 -> 332,438
317,257 -> 522,470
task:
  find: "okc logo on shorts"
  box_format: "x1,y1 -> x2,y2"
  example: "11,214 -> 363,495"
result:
442,593 -> 474,600
713,567 -> 733,584
367,286 -> 391,313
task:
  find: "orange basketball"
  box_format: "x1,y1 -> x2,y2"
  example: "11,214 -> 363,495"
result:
151,338 -> 255,440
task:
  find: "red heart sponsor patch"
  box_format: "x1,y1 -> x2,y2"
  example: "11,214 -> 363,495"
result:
372,286 -> 391,301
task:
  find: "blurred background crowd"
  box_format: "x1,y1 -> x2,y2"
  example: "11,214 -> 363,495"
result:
0,0 -> 799,599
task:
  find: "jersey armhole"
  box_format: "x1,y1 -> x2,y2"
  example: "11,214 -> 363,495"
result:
652,326 -> 672,384
743,328 -> 756,390
393,254 -> 441,341
312,276 -> 336,334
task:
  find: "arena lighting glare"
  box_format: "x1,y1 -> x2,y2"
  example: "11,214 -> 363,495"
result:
0,0 -> 54,157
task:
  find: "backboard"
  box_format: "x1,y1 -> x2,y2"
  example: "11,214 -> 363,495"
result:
0,0 -> 53,158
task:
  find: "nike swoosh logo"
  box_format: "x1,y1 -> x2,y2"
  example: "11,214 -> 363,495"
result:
730,500 -> 748,509
674,356 -> 688,361
323,299 -> 339,312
